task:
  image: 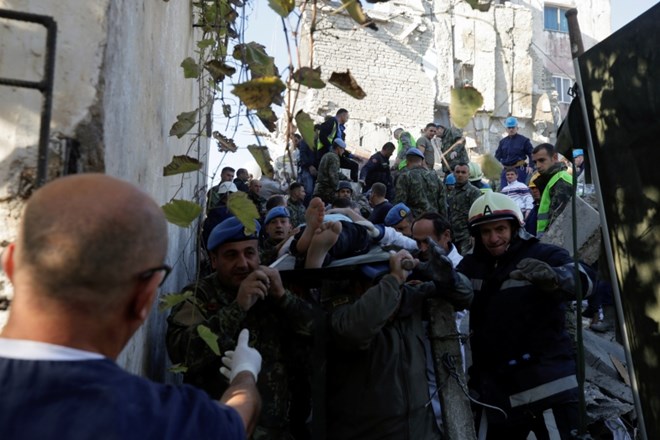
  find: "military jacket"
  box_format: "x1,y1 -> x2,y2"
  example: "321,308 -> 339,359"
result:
287,200 -> 306,228
166,274 -> 313,432
448,182 -> 482,250
394,166 -> 447,219
314,152 -> 348,204
440,127 -> 469,173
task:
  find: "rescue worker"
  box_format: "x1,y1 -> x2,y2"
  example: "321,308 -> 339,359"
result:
457,192 -> 594,439
468,162 -> 492,194
394,148 -> 447,219
436,123 -> 468,175
259,206 -> 292,265
166,216 -> 314,439
531,143 -> 573,237
495,117 -> 534,189
392,127 -> 417,170
448,163 -> 482,255
384,202 -> 414,236
359,141 -> 395,199
313,138 -> 351,205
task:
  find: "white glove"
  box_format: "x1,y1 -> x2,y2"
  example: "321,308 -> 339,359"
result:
219,329 -> 262,383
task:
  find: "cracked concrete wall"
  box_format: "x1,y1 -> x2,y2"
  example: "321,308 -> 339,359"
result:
0,0 -> 204,382
293,0 -> 609,159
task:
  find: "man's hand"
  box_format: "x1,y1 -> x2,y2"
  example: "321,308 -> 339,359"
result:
389,250 -> 417,285
416,237 -> 454,283
259,266 -> 285,299
510,258 -> 559,291
220,329 -> 262,383
236,270 -> 270,311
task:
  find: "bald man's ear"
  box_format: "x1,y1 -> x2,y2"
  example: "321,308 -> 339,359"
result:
130,274 -> 161,323
2,243 -> 16,282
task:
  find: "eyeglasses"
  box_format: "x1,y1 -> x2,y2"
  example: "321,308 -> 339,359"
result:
137,264 -> 172,287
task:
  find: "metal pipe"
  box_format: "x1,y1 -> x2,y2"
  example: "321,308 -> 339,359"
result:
0,8 -> 57,188
565,8 -> 648,440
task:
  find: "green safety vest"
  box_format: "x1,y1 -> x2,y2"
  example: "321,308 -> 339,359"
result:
537,170 -> 573,233
316,121 -> 337,151
397,133 -> 417,170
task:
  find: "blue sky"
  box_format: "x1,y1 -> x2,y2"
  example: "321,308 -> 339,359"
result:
209,0 -> 659,182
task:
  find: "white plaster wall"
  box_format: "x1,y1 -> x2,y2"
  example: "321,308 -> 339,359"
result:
0,0 -> 203,382
291,0 -> 609,159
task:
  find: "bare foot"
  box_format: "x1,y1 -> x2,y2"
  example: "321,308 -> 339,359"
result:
295,197 -> 326,255
305,221 -> 342,268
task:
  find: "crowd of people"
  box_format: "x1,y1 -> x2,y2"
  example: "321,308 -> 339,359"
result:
0,111 -> 605,440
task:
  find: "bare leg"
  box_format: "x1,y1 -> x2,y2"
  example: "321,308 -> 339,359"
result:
294,197 -> 325,255
305,221 -> 342,268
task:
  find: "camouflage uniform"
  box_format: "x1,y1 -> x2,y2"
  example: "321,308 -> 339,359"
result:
439,126 -> 469,174
448,181 -> 482,255
394,165 -> 447,219
258,237 -> 281,266
287,200 -> 306,228
313,152 -> 349,204
166,274 -> 313,439
248,192 -> 267,218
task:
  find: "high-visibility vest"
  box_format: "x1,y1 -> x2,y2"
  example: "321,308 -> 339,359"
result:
537,170 -> 572,233
316,120 -> 337,151
397,133 -> 417,170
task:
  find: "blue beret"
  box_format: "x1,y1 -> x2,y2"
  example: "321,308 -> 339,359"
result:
207,216 -> 260,251
384,203 -> 411,226
333,138 -> 346,148
573,149 -> 584,158
405,148 -> 425,159
445,173 -> 456,185
265,206 -> 290,225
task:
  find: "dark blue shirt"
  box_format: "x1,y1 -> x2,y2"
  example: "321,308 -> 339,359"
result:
298,139 -> 316,170
0,356 -> 244,440
495,133 -> 533,166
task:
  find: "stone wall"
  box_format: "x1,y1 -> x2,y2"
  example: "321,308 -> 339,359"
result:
0,0 -> 204,381
290,0 -> 609,161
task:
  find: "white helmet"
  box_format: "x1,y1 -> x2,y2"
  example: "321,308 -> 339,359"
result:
468,191 -> 524,233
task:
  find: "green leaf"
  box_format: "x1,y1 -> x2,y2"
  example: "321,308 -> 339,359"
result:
450,86 -> 484,128
247,144 -> 275,179
269,0 -> 295,17
168,363 -> 189,374
163,155 -> 203,177
196,325 -> 221,356
204,59 -> 236,82
212,131 -> 238,152
293,67 -> 326,89
233,42 -> 278,78
162,199 -> 203,227
256,107 -> 278,132
329,70 -> 366,100
181,57 -> 200,79
158,291 -> 193,312
197,38 -> 216,50
295,110 -> 316,147
226,192 -> 260,235
222,104 -> 231,117
169,110 -> 197,138
232,76 -> 286,110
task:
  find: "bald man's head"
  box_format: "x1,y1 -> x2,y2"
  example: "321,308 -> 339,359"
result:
15,174 -> 168,305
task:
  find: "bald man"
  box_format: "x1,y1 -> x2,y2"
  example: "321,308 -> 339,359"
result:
0,174 -> 260,439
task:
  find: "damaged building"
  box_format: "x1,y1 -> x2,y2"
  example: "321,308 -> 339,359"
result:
292,0 -> 610,159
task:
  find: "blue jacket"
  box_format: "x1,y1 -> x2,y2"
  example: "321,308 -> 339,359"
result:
495,134 -> 533,166
457,229 -> 593,420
